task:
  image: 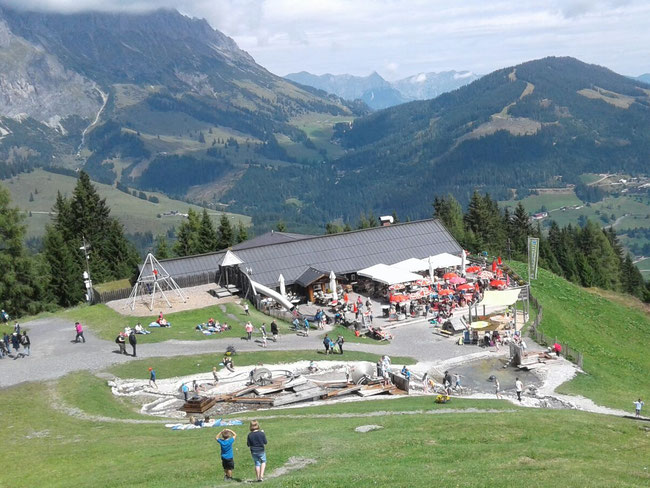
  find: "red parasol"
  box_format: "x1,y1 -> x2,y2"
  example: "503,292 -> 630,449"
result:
443,272 -> 458,280
497,256 -> 502,266
457,283 -> 473,291
438,289 -> 454,296
449,276 -> 466,285
490,279 -> 506,288
491,260 -> 497,273
466,265 -> 480,274
496,268 -> 503,278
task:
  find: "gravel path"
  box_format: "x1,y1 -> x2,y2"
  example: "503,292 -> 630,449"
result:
0,316 -> 462,388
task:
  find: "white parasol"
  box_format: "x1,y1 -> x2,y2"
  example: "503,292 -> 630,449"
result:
279,273 -> 286,297
329,271 -> 338,301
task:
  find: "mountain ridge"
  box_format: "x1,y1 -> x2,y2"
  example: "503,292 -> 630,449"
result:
285,69 -> 480,109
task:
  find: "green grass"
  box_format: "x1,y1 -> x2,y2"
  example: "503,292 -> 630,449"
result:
500,190 -> 582,214
2,169 -> 250,238
511,262 -> 650,410
94,279 -> 131,293
107,350 -> 415,380
320,325 -> 388,346
1,380 -> 649,487
47,300 -> 290,343
579,173 -> 604,185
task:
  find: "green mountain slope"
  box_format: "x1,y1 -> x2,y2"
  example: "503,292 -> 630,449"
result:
512,263 -> 650,410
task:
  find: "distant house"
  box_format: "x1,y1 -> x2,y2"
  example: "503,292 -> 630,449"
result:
531,212 -> 548,220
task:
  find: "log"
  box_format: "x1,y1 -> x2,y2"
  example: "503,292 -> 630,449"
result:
272,387 -> 326,407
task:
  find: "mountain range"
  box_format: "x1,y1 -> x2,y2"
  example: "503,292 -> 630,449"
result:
285,70 -> 480,110
1,7 -> 649,236
0,6 -> 364,196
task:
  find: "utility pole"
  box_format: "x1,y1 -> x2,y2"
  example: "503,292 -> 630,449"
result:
80,236 -> 93,303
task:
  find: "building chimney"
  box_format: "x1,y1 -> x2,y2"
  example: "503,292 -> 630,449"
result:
379,215 -> 394,227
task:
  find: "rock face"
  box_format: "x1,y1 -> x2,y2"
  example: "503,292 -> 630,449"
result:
0,19 -> 102,128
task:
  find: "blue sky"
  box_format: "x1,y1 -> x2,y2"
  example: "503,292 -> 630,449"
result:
2,0 -> 649,79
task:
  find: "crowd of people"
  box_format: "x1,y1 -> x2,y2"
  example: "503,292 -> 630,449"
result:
0,322 -> 30,360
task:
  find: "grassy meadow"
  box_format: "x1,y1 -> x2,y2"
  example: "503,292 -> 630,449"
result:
3,169 -> 250,238
1,377 -> 649,488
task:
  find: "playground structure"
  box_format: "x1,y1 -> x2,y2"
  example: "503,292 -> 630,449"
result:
125,253 -> 187,311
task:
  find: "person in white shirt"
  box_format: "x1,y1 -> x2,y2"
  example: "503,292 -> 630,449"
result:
634,398 -> 644,417
515,378 -> 524,402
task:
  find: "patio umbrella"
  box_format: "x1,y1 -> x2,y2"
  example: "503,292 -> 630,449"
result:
449,276 -> 466,285
443,272 -> 458,280
438,289 -> 454,296
329,271 -> 338,302
479,270 -> 493,279
279,274 -> 286,297
490,279 -> 506,288
428,256 -> 435,279
497,256 -> 502,266
491,260 -> 497,273
461,251 -> 467,274
496,268 -> 504,278
466,265 -> 480,274
457,283 -> 473,291
470,321 -> 489,329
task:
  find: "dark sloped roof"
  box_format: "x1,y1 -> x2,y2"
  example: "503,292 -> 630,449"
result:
156,219 -> 462,288
232,231 -> 313,251
294,267 -> 329,287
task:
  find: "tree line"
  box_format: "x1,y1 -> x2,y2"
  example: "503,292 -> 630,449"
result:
434,191 -> 649,301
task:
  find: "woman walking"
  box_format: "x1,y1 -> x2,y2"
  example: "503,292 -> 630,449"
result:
247,420 -> 267,482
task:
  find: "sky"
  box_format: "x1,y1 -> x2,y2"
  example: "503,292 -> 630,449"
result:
1,0 -> 649,80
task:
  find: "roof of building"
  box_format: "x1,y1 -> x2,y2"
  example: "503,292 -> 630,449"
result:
231,231 -> 313,251
294,267 -> 329,287
156,219 -> 462,288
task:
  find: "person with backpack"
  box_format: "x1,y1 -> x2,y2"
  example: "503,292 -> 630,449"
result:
323,334 -> 331,354
20,331 -> 30,356
337,335 -> 345,354
270,320 -> 279,342
129,330 -> 137,357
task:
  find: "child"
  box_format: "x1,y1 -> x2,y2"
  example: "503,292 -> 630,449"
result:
260,324 -> 267,348
148,367 -> 158,388
216,429 -> 237,481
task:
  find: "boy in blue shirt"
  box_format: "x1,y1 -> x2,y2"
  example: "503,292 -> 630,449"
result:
216,429 -> 237,481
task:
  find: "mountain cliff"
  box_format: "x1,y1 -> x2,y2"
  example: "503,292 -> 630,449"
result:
0,6 -> 363,190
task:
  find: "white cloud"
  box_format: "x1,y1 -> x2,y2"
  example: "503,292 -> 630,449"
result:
1,0 -> 649,77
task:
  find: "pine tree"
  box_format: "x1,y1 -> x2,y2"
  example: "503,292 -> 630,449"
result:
0,185 -> 47,315
217,214 -> 234,250
174,209 -> 202,256
276,220 -> 287,232
236,221 -> 248,244
154,235 -> 171,259
43,226 -> 83,307
198,209 -> 217,253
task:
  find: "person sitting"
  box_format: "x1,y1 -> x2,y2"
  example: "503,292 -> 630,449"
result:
0,309 -> 9,323
223,355 -> 235,372
134,322 -> 151,334
308,360 -> 318,373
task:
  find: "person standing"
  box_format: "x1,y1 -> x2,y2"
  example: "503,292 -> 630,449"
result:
74,322 -> 85,343
13,322 -> 20,334
3,332 -> 10,354
515,377 -> 523,402
553,342 -> 562,357
260,324 -> 267,348
337,335 -> 344,355
20,331 -> 30,356
494,378 -> 501,399
323,334 -> 331,355
148,368 -> 158,388
129,330 -> 137,357
11,332 -> 21,356
270,320 -> 279,342
454,373 -> 463,392
244,303 -> 250,315
115,333 -> 127,355
217,429 -> 237,481
634,398 -> 644,417
181,383 -> 189,401
247,420 -> 267,483
245,322 -> 253,341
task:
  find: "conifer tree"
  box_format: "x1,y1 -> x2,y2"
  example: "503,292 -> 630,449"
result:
198,209 -> 217,253
174,209 -> 202,256
43,226 -> 83,307
236,221 -> 248,243
0,185 -> 47,315
217,214 -> 234,250
154,235 -> 171,259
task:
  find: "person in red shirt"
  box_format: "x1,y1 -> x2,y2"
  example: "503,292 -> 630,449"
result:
553,342 -> 562,357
